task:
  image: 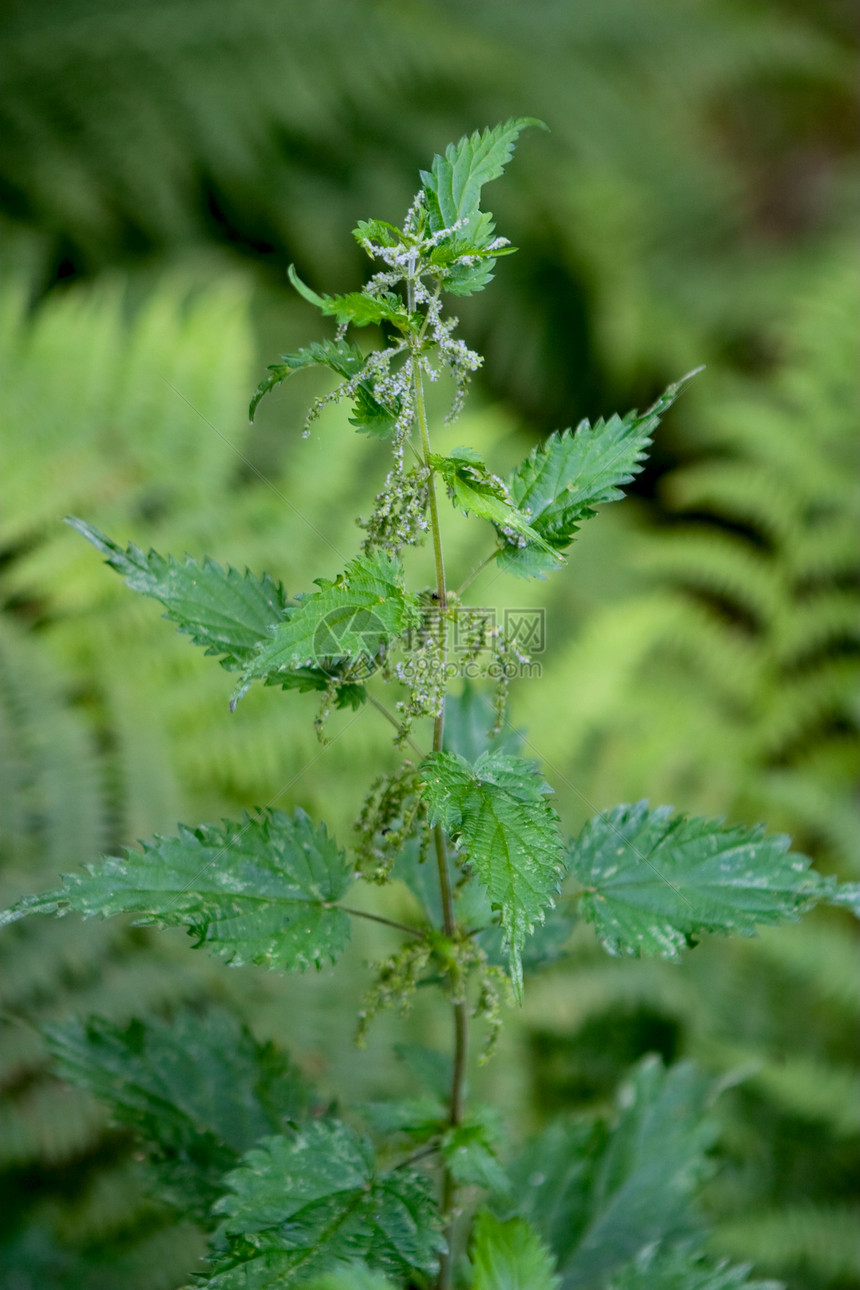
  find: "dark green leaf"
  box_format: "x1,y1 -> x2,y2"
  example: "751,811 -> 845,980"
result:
67,517 -> 288,670
249,339 -> 366,419
498,371 -> 702,578
205,1121 -> 443,1287
608,1246 -> 781,1290
348,382 -> 399,438
469,1211 -> 560,1290
44,1009 -> 309,1221
569,800 -> 836,959
236,551 -> 420,703
420,750 -> 565,1000
267,665 -> 367,710
1,808 -> 352,973
509,1058 -> 717,1288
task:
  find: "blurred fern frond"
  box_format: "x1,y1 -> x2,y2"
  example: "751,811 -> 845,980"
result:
0,615 -> 216,1284
0,0 -> 854,423
514,248 -> 860,1290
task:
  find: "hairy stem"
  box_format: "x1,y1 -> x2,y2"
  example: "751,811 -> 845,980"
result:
408,302 -> 469,1290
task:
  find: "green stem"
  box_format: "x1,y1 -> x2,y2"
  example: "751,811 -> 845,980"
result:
408,298 -> 468,1290
332,905 -> 424,937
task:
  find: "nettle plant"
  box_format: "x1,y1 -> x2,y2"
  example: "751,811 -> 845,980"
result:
5,121 -> 858,1290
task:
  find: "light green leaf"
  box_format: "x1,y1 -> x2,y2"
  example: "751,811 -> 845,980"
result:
431,448 -> 560,558
420,118 -> 546,294
237,550 -> 420,702
608,1246 -> 782,1290
353,217 -> 402,250
1,808 -> 353,973
420,117 -> 546,242
569,801 -> 836,959
469,1211 -> 560,1290
420,750 -> 565,1001
498,371 -> 702,578
510,1057 -> 717,1288
44,1009 -> 309,1221
288,264 -> 411,329
249,339 -> 366,420
205,1121 -> 443,1287
67,517 -> 288,670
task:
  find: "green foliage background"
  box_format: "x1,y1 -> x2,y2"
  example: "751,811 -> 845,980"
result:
0,1 -> 857,1286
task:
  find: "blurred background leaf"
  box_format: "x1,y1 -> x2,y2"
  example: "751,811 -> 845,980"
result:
0,0 -> 857,1286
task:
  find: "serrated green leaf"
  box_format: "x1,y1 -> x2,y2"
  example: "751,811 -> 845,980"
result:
1,808 -> 352,973
267,665 -> 367,710
469,1211 -> 560,1290
420,750 -> 565,1001
431,449 -> 560,558
569,801 -> 836,959
67,517 -> 288,670
420,118 -> 546,295
353,217 -> 401,250
348,382 -> 399,438
420,118 -> 546,242
498,371 -> 702,578
249,339 -> 366,420
288,264 -> 411,329
510,1057 -> 717,1288
237,550 -> 420,702
442,1111 -> 511,1195
608,1246 -> 781,1290
43,1009 -> 309,1221
428,237 -> 517,270
205,1121 -> 443,1287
